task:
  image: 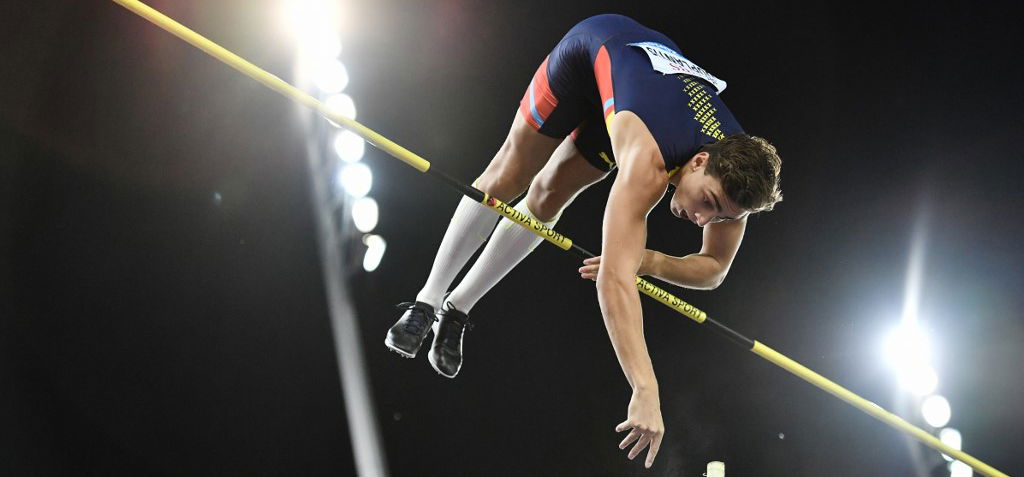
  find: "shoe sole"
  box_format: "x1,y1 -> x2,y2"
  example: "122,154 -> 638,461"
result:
427,348 -> 459,379
427,319 -> 462,378
384,338 -> 416,358
384,330 -> 433,359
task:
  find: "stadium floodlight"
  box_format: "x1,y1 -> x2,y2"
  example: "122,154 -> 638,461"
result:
898,363 -> 938,396
333,130 -> 365,162
300,29 -> 342,60
325,93 -> 357,126
363,234 -> 386,272
922,395 -> 952,428
883,321 -> 933,377
949,460 -> 972,477
939,428 -> 962,462
351,197 -> 379,233
312,59 -> 349,93
338,162 -> 372,198
282,0 -> 341,57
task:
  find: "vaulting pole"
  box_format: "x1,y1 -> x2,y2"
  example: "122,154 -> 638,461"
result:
109,2 -> 1009,475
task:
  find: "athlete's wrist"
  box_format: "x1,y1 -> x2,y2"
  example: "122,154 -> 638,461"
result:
632,379 -> 659,395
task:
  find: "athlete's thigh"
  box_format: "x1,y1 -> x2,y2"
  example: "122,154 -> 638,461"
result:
473,112 -> 561,201
478,20 -> 606,199
527,137 -> 609,220
543,137 -> 610,192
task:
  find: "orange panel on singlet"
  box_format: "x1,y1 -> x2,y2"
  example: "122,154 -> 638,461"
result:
519,56 -> 559,129
594,45 -> 615,128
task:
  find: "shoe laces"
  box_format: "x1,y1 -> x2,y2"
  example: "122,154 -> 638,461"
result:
395,302 -> 436,335
439,301 -> 474,337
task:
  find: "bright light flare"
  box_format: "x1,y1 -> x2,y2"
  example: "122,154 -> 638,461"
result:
281,0 -> 343,57
949,460 -> 972,477
362,234 -> 386,272
351,197 -> 379,233
899,364 -> 938,396
333,130 -> 365,162
880,321 -> 937,382
300,29 -> 342,60
921,394 -> 951,428
325,93 -> 357,126
338,163 -> 372,198
882,321 -> 939,396
312,59 -> 349,93
939,428 -> 962,462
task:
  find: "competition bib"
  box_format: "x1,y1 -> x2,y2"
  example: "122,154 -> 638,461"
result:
627,42 -> 727,94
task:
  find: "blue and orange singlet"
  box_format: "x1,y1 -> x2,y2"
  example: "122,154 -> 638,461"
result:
518,14 -> 743,174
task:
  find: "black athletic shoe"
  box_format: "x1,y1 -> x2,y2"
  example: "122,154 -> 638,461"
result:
428,302 -> 473,378
385,301 -> 436,358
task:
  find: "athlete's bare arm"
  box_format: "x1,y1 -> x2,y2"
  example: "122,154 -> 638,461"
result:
579,180 -> 748,290
598,111 -> 666,469
640,216 -> 746,289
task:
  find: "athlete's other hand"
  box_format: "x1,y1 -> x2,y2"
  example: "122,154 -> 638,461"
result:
579,250 -> 657,280
579,256 -> 601,280
616,387 -> 664,469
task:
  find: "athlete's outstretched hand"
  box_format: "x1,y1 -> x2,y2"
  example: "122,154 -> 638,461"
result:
616,387 -> 664,469
579,256 -> 602,281
580,250 -> 657,281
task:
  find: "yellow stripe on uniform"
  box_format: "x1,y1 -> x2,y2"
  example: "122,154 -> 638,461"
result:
604,110 -> 616,130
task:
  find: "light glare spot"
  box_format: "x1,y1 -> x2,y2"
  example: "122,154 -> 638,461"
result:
313,59 -> 349,93
351,197 -> 379,233
333,130 -> 365,162
363,234 -> 386,272
898,364 -> 938,396
949,460 -> 972,477
883,321 -> 933,375
921,395 -> 951,428
338,163 -> 372,198
283,0 -> 340,56
325,93 -> 357,126
939,428 -> 962,462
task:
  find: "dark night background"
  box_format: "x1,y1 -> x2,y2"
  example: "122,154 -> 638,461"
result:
3,1 -> 1022,476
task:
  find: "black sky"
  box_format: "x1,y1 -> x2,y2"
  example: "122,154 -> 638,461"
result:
3,1 -> 1023,476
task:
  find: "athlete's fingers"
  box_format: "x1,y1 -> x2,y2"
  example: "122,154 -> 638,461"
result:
627,434 -> 652,460
615,420 -> 632,433
578,264 -> 599,280
582,256 -> 601,265
644,433 -> 663,468
619,429 -> 641,449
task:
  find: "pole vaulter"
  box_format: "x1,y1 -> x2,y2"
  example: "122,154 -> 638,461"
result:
109,1 -> 1009,475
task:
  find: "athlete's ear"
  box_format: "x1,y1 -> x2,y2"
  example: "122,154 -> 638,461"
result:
690,151 -> 710,171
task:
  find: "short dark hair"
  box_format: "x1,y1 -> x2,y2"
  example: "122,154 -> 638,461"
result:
700,134 -> 783,213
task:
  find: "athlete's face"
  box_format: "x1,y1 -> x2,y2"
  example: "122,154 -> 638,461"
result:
669,152 -> 747,227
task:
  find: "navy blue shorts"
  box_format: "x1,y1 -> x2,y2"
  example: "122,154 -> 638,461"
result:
518,14 -> 743,173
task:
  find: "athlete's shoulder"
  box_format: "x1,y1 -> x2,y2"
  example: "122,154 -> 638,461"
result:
608,111 -> 667,176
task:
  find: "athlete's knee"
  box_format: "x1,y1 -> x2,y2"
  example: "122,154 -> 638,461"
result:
478,142 -> 544,200
525,175 -> 568,222
475,161 -> 532,202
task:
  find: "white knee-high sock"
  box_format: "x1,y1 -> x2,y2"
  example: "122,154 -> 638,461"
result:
446,199 -> 558,312
415,196 -> 501,310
